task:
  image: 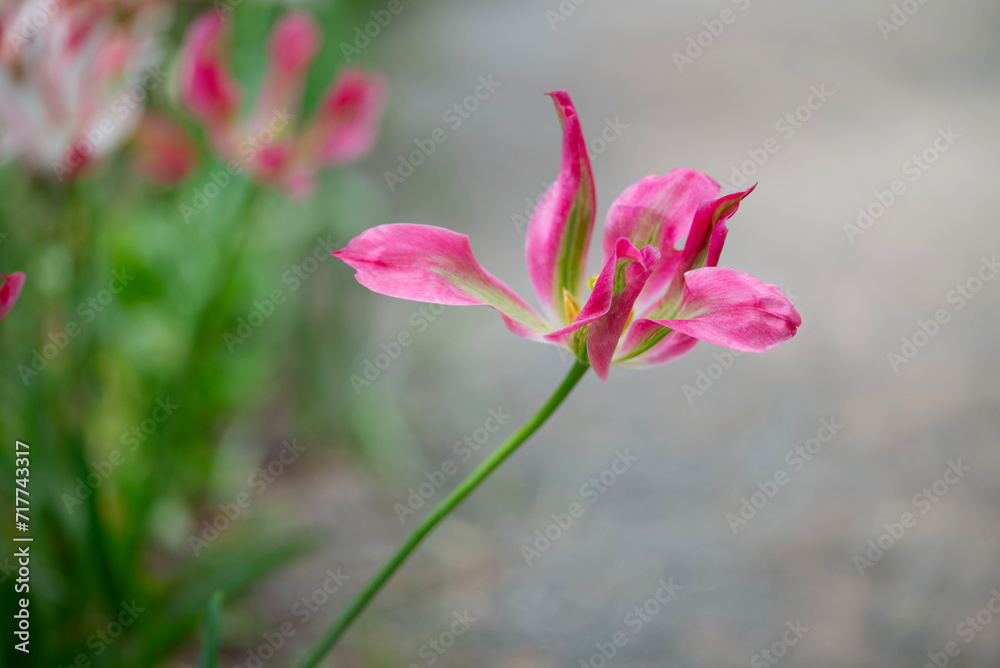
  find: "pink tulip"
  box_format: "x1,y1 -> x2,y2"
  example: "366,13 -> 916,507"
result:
178,11 -> 387,197
0,0 -> 171,180
335,91 -> 800,381
0,272 -> 25,320
132,111 -> 199,186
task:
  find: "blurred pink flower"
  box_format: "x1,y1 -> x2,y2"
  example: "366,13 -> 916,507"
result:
178,11 -> 386,197
334,91 -> 800,381
0,272 -> 25,320
132,110 -> 199,186
0,0 -> 172,180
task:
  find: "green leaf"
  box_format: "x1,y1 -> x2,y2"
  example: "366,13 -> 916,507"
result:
198,591 -> 224,668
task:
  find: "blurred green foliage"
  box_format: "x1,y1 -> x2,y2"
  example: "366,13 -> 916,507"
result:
0,0 -> 393,665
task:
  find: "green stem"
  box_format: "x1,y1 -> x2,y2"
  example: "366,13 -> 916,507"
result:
298,361 -> 589,668
198,591 -> 225,668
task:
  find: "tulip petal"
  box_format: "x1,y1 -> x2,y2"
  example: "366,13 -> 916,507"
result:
646,267 -> 800,352
334,224 -> 551,340
603,170 -> 720,312
250,12 -> 321,132
525,90 -> 596,323
311,67 -> 387,166
681,185 -> 755,273
545,238 -> 659,381
614,320 -> 699,368
642,185 -> 756,320
178,12 -> 240,128
0,272 -> 25,320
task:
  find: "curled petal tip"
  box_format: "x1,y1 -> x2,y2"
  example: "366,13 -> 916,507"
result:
525,88 -> 596,321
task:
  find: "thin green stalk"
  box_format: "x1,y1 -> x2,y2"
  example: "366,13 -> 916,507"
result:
198,591 -> 225,668
298,362 -> 590,668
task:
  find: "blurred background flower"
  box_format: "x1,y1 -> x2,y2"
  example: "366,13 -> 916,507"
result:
0,0 -> 173,180
0,271 -> 25,319
131,110 -> 200,186
178,11 -> 386,196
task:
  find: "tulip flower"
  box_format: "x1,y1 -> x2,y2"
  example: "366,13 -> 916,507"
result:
0,272 -> 25,320
178,11 -> 387,197
334,91 -> 799,381
0,0 -> 171,180
293,92 -> 801,668
132,111 -> 199,186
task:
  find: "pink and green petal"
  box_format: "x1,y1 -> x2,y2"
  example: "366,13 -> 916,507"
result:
647,267 -> 801,352
525,90 -> 596,323
545,238 -> 659,381
602,169 -> 720,312
334,224 -> 551,341
643,185 -> 756,319
679,185 -> 755,274
614,320 -> 699,368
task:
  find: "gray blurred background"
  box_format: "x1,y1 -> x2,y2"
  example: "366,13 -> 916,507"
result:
249,0 -> 1000,666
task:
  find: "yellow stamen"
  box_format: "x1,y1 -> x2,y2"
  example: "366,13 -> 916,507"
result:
624,309 -> 635,331
563,288 -> 581,323
587,274 -> 599,291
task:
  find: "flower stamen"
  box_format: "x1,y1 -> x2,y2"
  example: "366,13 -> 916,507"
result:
563,287 -> 581,323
